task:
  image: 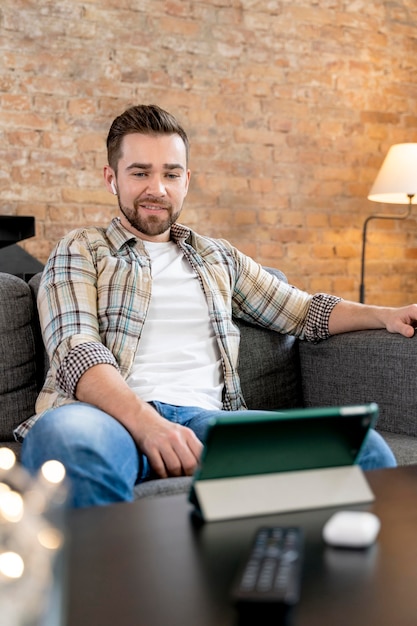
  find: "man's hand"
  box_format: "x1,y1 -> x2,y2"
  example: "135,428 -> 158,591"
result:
382,304 -> 417,338
132,404 -> 203,478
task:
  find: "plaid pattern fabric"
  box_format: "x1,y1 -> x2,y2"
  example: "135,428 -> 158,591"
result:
14,218 -> 340,440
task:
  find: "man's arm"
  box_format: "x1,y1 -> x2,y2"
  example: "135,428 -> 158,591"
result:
328,300 -> 417,338
75,363 -> 203,478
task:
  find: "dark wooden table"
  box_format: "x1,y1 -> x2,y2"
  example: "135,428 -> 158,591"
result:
66,465 -> 417,626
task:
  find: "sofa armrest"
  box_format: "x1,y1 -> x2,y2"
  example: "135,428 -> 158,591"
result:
298,330 -> 417,437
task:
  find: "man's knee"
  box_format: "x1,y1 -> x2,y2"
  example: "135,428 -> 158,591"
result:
21,403 -> 140,507
357,429 -> 397,470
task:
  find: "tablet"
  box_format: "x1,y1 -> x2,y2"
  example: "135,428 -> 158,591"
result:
191,403 -> 378,483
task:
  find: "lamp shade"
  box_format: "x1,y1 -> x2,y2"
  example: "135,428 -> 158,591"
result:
368,143 -> 417,204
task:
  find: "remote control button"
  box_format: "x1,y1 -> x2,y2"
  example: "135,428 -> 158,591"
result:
282,549 -> 299,562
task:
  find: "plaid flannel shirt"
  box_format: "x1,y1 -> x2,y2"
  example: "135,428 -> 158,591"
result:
14,218 -> 340,440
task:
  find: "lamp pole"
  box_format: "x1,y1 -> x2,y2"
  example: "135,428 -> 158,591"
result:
359,194 -> 414,304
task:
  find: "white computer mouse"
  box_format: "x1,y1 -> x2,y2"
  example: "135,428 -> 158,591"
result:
322,511 -> 381,548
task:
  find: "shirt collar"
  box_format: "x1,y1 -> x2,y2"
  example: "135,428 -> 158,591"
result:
106,218 -> 192,251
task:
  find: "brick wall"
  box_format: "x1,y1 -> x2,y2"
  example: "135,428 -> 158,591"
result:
1,0 -> 416,305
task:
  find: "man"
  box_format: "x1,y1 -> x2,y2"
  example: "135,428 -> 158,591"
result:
16,104 -> 417,507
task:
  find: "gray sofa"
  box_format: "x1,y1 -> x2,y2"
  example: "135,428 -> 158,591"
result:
1,270 -> 417,500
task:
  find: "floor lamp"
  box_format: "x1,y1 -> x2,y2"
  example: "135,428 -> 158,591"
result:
359,143 -> 417,303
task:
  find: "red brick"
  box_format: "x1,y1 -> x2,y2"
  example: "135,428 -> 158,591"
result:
61,188 -> 112,205
76,134 -> 106,153
1,94 -> 32,111
6,130 -> 41,148
68,99 -> 99,117
1,111 -> 53,131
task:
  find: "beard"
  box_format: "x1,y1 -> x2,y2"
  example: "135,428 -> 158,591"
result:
118,196 -> 182,238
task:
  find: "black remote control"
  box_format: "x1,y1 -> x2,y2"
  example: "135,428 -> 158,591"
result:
232,526 -> 303,608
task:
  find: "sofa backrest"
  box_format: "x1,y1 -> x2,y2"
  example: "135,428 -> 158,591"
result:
0,272 -> 41,444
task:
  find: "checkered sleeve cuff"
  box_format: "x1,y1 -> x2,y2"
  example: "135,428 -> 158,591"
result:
304,293 -> 341,342
56,342 -> 120,398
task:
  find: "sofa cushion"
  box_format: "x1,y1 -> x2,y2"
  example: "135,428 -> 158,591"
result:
237,319 -> 303,410
134,476 -> 192,499
380,431 -> 417,466
0,273 -> 39,440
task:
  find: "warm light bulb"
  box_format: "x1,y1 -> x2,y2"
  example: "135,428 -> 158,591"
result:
0,551 -> 24,579
41,460 -> 66,484
0,490 -> 24,523
0,448 -> 16,471
37,527 -> 64,551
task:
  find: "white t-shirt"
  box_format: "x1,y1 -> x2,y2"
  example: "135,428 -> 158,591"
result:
126,240 -> 223,409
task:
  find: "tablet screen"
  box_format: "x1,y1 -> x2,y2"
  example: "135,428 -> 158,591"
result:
194,403 -> 378,481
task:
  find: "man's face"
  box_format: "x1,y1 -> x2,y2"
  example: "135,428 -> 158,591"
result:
106,133 -> 190,242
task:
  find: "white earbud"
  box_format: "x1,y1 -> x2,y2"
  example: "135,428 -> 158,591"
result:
110,181 -> 117,195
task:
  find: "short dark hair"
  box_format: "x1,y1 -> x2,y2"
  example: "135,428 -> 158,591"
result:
106,104 -> 190,172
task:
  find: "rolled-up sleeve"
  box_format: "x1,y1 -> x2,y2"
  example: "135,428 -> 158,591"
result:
56,341 -> 119,398
303,293 -> 341,342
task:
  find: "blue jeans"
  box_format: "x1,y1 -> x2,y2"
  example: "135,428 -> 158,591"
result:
21,401 -> 396,508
